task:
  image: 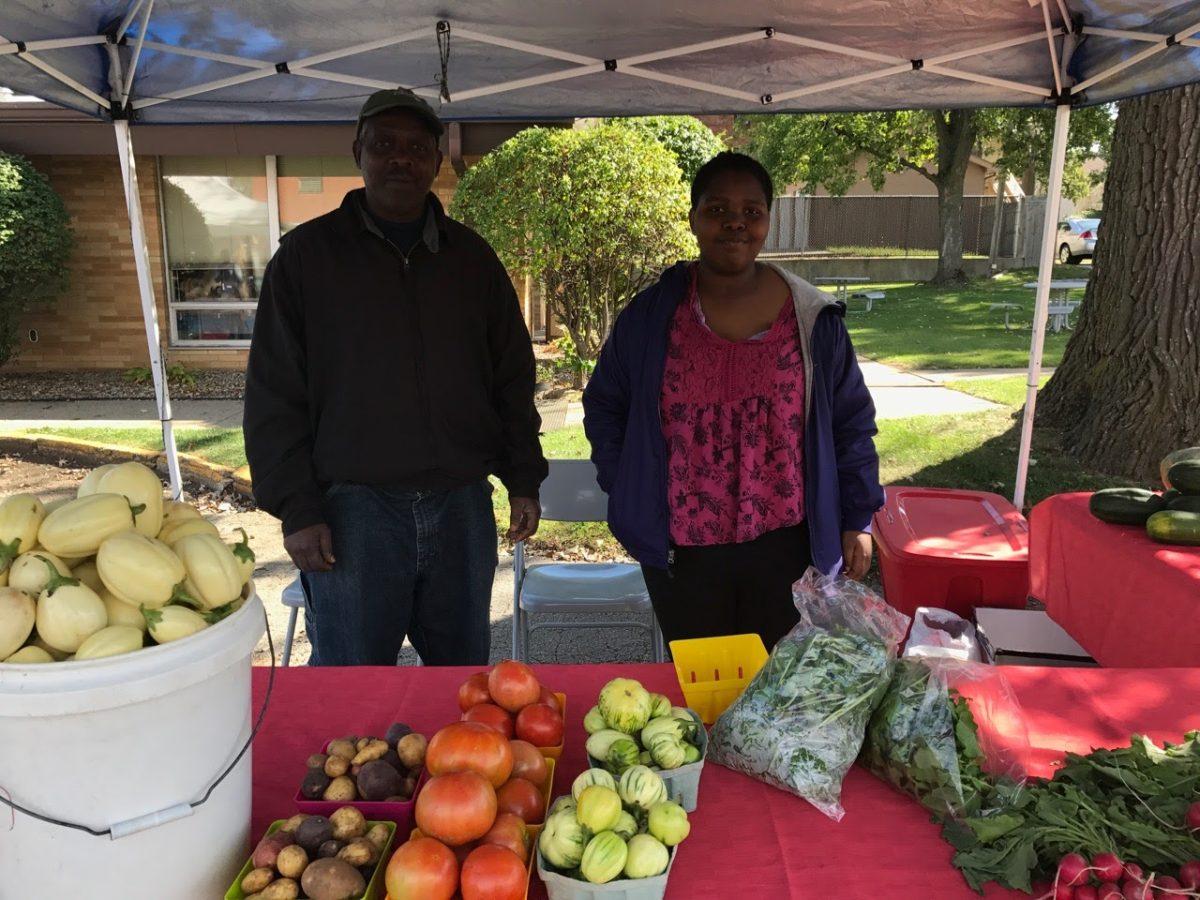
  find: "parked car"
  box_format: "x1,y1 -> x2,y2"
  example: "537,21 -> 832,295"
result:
1057,217 -> 1100,264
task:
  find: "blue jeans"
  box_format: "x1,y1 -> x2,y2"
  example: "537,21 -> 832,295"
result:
301,480 -> 497,666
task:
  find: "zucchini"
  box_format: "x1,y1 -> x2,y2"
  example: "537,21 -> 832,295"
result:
1166,460 -> 1200,495
1146,510 -> 1200,546
1166,495 -> 1200,514
1089,488 -> 1166,525
1161,447 -> 1200,489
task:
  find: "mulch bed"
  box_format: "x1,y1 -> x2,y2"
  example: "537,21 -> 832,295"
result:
0,369 -> 245,401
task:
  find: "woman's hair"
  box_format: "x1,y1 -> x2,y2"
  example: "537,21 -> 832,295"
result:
690,152 -> 774,211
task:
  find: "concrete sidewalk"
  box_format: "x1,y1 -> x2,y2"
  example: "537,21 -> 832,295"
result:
0,358 -> 1018,433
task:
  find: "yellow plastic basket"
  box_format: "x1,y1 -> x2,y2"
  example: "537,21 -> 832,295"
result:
670,633 -> 769,724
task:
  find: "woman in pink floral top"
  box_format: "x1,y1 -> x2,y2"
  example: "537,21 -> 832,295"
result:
584,153 -> 883,649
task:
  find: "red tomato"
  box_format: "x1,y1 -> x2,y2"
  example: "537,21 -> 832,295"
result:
427,722 -> 514,788
509,739 -> 548,787
460,844 -> 527,900
457,672 -> 492,712
480,811 -> 531,864
385,836 -> 458,900
537,686 -> 561,712
462,703 -> 516,739
497,776 -> 544,825
488,660 -> 541,713
414,772 -> 498,847
515,703 -> 563,748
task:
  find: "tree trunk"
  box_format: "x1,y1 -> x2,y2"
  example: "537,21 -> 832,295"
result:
1039,84 -> 1200,480
930,110 -> 978,284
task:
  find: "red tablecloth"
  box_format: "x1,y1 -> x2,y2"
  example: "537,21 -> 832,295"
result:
250,663 -> 1200,899
1029,492 -> 1200,667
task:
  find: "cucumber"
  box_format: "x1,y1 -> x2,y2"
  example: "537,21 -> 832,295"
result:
1166,495 -> 1200,514
1146,510 -> 1200,546
1161,447 -> 1200,489
1167,460 -> 1200,495
1089,488 -> 1166,525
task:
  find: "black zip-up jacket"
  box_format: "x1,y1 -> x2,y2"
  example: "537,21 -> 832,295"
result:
244,189 -> 547,536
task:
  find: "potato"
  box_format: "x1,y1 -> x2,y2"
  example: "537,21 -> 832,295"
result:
380,748 -> 404,773
276,844 -> 309,879
329,806 -> 367,841
280,814 -> 309,834
385,722 -> 412,747
241,867 -> 275,894
317,839 -> 344,859
384,796 -> 405,803
341,734 -> 359,745
324,754 -> 350,778
352,739 -> 389,767
301,769 -> 332,800
301,858 -> 366,900
337,837 -> 378,868
355,737 -> 372,753
323,775 -> 356,802
294,816 -> 334,854
395,733 -> 427,769
357,759 -> 403,802
306,753 -> 329,770
364,823 -> 390,852
252,831 -> 295,869
259,878 -> 300,900
327,739 -> 356,761
399,773 -> 418,798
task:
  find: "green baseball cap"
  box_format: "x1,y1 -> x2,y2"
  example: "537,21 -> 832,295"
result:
356,88 -> 443,138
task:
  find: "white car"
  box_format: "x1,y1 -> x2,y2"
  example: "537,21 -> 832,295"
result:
1057,218 -> 1100,264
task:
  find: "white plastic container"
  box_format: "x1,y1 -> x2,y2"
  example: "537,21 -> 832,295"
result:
0,589 -> 266,899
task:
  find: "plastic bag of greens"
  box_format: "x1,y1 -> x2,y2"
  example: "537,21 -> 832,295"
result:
707,568 -> 910,821
861,657 -> 1029,821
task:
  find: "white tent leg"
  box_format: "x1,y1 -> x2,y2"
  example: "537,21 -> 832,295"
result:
113,119 -> 182,499
1013,102 -> 1071,511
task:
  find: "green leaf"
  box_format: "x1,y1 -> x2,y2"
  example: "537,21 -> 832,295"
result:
141,605 -> 163,629
203,601 -> 237,625
965,812 -> 1025,844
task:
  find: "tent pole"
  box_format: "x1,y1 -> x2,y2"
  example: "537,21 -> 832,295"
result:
113,119 -> 182,499
1013,101 -> 1071,511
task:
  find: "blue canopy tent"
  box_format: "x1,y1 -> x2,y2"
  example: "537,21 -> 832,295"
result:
2,0 -> 1199,505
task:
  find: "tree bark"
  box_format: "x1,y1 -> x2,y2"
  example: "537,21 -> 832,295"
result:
1039,84 -> 1200,480
931,110 -> 978,284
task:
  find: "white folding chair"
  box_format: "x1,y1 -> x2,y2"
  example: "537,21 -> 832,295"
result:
513,460 -> 665,663
280,575 -> 305,666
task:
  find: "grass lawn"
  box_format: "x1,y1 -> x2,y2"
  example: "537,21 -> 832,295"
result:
840,265 -> 1089,370
943,375 -> 1050,409
13,412 -> 1128,558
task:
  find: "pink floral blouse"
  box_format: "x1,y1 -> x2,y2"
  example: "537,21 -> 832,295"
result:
660,271 -> 807,547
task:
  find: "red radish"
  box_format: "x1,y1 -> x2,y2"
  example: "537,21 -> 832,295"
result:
1187,802 -> 1200,832
1122,880 -> 1151,900
1097,885 -> 1123,900
1154,876 -> 1181,892
1093,854 -> 1125,883
1060,854 -> 1089,887
1126,865 -> 1145,881
1180,861 -> 1200,890
1054,884 -> 1075,900
1075,886 -> 1098,900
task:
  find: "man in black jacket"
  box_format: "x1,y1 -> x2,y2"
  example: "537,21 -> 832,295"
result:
244,89 -> 547,666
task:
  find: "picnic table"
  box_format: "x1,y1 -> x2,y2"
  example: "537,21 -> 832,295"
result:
249,662 -> 1200,898
1022,279 -> 1088,332
1029,492 -> 1200,667
814,275 -> 883,312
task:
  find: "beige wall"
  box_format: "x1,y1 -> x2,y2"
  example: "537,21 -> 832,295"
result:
804,156 -> 991,197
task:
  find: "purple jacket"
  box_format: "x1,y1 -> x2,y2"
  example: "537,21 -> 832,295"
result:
582,262 -> 883,574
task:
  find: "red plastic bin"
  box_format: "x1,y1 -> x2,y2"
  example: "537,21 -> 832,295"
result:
872,486 -> 1030,620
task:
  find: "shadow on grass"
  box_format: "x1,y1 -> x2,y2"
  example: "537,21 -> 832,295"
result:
890,411 -> 1134,509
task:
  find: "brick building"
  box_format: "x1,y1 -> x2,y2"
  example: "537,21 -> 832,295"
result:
0,98 -> 558,372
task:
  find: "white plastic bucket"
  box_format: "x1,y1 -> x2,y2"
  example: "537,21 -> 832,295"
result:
0,589 -> 266,899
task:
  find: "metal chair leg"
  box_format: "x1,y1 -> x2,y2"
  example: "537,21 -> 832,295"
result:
282,604 -> 298,667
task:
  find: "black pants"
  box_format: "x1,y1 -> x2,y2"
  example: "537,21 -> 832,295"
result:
641,523 -> 813,652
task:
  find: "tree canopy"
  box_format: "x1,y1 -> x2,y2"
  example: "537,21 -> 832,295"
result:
616,116 -> 727,183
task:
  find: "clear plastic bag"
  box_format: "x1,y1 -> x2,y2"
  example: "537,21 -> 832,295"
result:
860,657 -> 1029,821
904,607 -> 983,663
706,568 -> 911,821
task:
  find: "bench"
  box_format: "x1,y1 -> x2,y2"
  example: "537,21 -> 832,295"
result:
847,290 -> 885,313
989,302 -> 1022,332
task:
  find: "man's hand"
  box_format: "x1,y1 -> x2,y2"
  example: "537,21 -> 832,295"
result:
285,523 -> 335,573
507,497 -> 541,543
841,530 -> 873,581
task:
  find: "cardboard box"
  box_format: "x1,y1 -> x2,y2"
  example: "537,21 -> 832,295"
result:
975,607 -> 1096,667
